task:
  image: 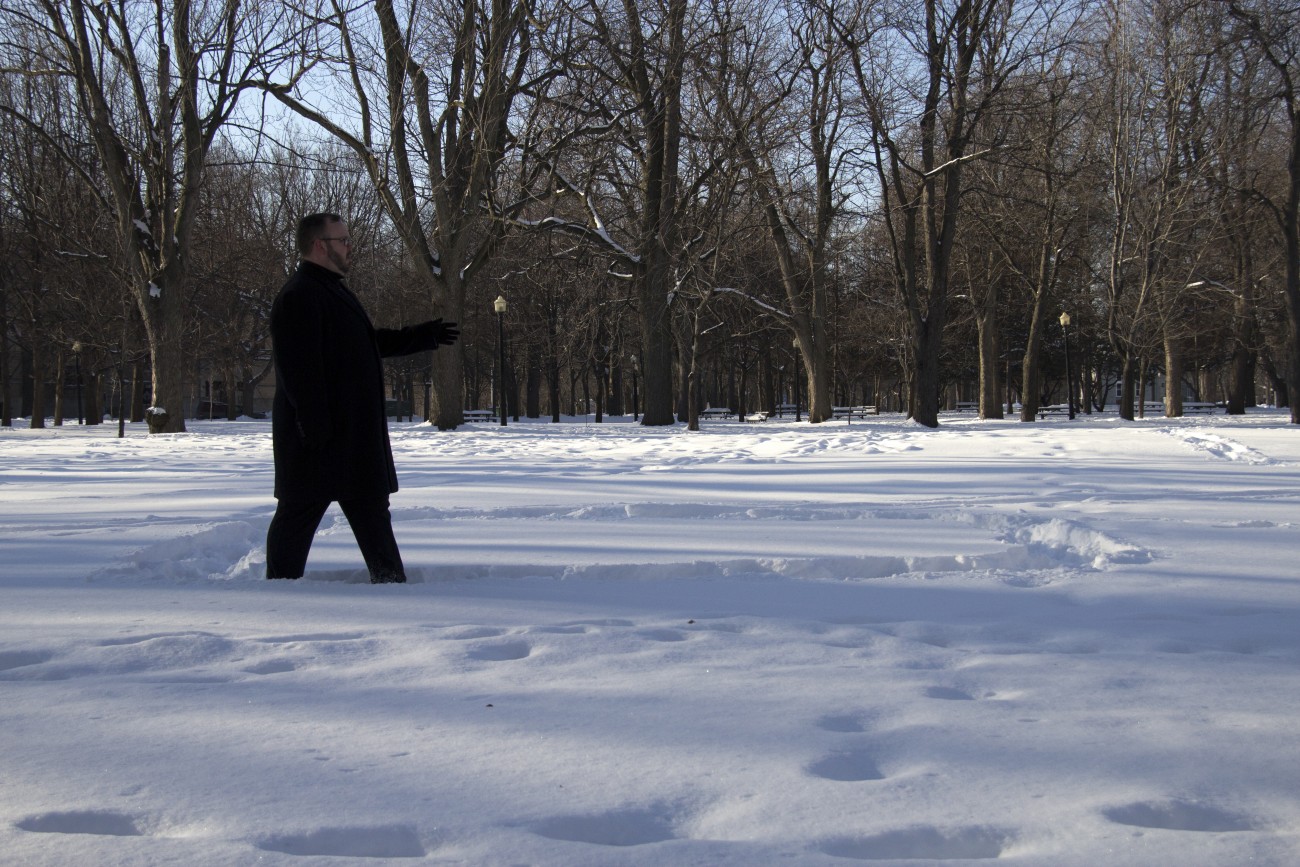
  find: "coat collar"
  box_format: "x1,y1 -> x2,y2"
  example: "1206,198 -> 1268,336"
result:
298,261 -> 371,325
298,260 -> 346,283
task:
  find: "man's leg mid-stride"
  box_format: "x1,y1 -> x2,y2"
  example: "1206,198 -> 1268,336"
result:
265,497 -> 331,579
339,495 -> 407,584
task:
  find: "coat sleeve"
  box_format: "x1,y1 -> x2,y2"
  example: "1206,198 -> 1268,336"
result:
271,287 -> 333,446
375,320 -> 442,358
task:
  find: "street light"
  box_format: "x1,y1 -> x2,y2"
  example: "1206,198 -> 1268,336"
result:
792,338 -> 802,422
71,341 -> 84,425
1059,311 -> 1075,420
494,295 -> 508,426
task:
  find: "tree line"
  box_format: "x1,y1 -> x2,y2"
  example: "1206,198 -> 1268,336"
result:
1,0 -> 1298,433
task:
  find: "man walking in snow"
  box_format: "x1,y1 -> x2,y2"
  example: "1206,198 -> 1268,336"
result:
265,213 -> 458,583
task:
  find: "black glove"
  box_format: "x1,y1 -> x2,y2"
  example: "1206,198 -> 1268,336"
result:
427,318 -> 459,347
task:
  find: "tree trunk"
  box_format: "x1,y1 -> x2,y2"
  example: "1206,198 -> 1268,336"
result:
640,254 -> 677,425
1164,337 -> 1183,417
241,367 -> 259,421
1120,355 -> 1137,420
140,302 -> 188,432
53,353 -> 66,426
686,367 -> 700,432
1227,346 -> 1253,415
0,290 -> 9,428
975,293 -> 1003,420
911,318 -> 944,428
28,343 -> 45,429
84,371 -> 102,425
1285,216 -> 1300,422
1261,354 -> 1289,408
527,343 -> 542,419
1227,285 -> 1256,414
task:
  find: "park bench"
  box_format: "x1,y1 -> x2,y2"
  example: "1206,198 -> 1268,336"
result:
699,407 -> 733,420
833,405 -> 876,420
463,409 -> 496,422
1141,401 -> 1220,416
744,411 -> 770,422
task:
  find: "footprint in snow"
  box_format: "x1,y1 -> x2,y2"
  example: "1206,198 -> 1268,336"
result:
637,628 -> 689,642
816,711 -> 874,733
820,825 -> 1011,860
242,659 -> 297,675
467,640 -> 532,661
530,805 -> 679,847
806,749 -> 887,782
16,810 -> 145,837
1102,800 -> 1257,832
256,824 -> 427,858
436,626 -> 508,641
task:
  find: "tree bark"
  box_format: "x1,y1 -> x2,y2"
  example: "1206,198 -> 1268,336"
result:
1164,336 -> 1184,416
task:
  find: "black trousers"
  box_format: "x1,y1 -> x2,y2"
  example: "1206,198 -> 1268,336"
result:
266,495 -> 405,581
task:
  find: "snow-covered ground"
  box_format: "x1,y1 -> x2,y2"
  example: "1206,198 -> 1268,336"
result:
1,410 -> 1297,866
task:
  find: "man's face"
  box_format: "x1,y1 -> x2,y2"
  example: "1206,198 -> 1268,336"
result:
317,222 -> 352,275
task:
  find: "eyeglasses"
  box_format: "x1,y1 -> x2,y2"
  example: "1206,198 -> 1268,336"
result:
319,236 -> 352,247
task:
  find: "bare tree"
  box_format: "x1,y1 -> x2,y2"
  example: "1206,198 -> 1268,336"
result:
1201,17 -> 1280,413
709,0 -> 858,424
965,56 -> 1090,421
515,0 -> 691,425
842,0 -> 1072,426
0,54 -> 124,428
2,0 -> 293,432
260,0 -> 544,428
1094,0 -> 1216,419
1224,0 -> 1300,422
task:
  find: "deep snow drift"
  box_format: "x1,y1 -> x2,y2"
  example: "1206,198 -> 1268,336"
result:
1,410 -> 1297,865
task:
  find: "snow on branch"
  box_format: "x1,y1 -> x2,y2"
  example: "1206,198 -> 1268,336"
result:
712,287 -> 791,318
922,148 -> 994,179
515,160 -> 641,265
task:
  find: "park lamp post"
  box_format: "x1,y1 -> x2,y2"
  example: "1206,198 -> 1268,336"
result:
71,341 -> 84,425
494,295 -> 508,427
1059,311 -> 1075,420
792,338 -> 802,422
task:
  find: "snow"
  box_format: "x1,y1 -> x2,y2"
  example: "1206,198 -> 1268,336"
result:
1,410 -> 1298,866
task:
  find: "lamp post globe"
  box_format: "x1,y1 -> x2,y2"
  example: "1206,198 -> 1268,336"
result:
1059,312 -> 1075,420
494,295 -> 508,426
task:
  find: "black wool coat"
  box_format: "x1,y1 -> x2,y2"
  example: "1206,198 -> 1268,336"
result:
270,261 -> 442,501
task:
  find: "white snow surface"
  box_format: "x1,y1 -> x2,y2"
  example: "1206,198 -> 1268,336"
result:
1,411 -> 1298,866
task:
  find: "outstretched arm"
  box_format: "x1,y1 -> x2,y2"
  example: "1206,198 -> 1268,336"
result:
376,319 -> 460,357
